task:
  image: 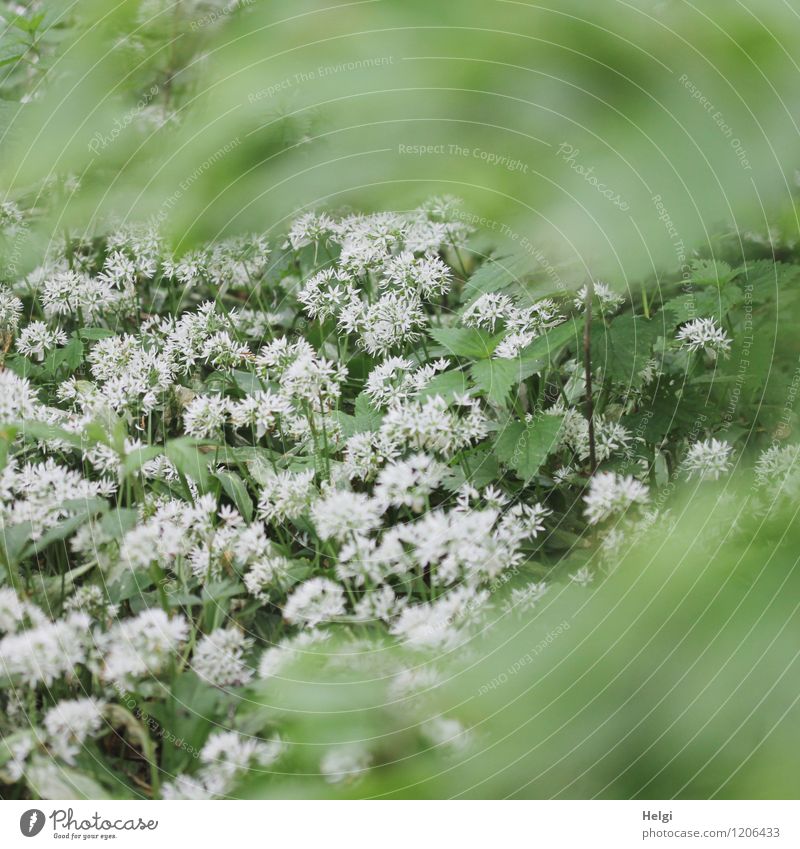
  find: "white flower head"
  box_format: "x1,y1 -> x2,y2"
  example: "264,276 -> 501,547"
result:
283,578 -> 346,628
676,317 -> 731,358
583,471 -> 649,525
683,438 -> 733,481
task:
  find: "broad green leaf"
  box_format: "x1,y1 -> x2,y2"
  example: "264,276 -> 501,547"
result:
470,358 -> 525,405
462,252 -> 536,304
517,319 -> 581,370
429,326 -> 501,359
25,761 -> 111,800
591,314 -> 659,386
416,369 -> 470,401
494,414 -> 565,482
165,438 -> 213,491
79,327 -> 116,340
354,392 -> 383,431
215,469 -> 254,521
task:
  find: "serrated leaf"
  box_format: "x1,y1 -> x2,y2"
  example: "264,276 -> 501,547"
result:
462,252 -> 537,304
469,358 -> 524,405
354,392 -> 383,431
494,414 -> 564,481
429,326 -> 500,359
591,314 -> 659,386
517,320 -> 580,370
416,369 -> 470,401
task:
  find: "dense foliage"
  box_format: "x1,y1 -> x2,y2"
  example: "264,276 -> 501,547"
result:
0,191 -> 798,798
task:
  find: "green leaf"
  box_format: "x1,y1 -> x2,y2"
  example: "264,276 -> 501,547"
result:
25,762 -> 111,800
122,444 -> 164,477
100,508 -> 139,539
494,414 -> 565,482
661,286 -> 742,331
517,319 -> 581,370
469,358 -> 525,405
214,469 -> 254,521
353,392 -> 383,432
591,314 -> 659,386
79,327 -> 116,340
17,498 -> 109,563
462,252 -> 536,304
429,326 -> 501,359
165,438 -> 213,491
416,369 -> 470,401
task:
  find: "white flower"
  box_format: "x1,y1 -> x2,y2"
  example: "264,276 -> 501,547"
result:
0,587 -> 45,633
16,320 -> 67,360
43,697 -> 105,764
583,471 -> 649,525
569,565 -> 594,586
374,453 -> 447,512
244,555 -> 288,601
183,394 -> 229,438
229,390 -> 292,438
754,443 -> 800,493
320,745 -> 371,784
0,284 -> 23,332
257,468 -> 315,522
503,581 -> 549,615
381,251 -> 451,298
421,715 -> 471,751
353,585 -> 404,623
676,317 -> 731,358
462,292 -> 515,332
0,370 -> 40,422
283,578 -> 346,627
0,612 -> 90,686
192,627 -> 253,687
380,394 -> 487,457
574,281 -> 624,314
310,489 -> 382,542
96,609 -> 188,684
163,731 -> 283,799
683,438 -> 733,480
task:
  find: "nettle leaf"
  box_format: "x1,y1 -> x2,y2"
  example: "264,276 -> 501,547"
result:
494,413 -> 565,482
417,369 -> 470,401
734,260 -> 800,297
688,258 -> 735,287
429,326 -> 501,359
462,252 -> 536,304
333,393 -> 382,438
443,448 -> 500,491
354,393 -> 383,431
592,314 -> 659,386
41,336 -> 83,378
661,285 -> 742,331
470,358 -> 527,405
517,319 -> 581,370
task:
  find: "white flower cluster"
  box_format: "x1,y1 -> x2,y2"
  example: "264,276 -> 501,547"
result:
0,195 -> 763,798
463,292 -> 565,359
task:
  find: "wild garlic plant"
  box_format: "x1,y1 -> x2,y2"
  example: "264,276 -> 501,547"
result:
0,196 -> 792,799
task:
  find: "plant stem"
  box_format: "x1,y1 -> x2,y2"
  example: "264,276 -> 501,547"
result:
583,280 -> 598,474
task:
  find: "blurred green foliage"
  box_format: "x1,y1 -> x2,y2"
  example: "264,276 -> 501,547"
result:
3,0 -> 800,280
235,481 -> 800,799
